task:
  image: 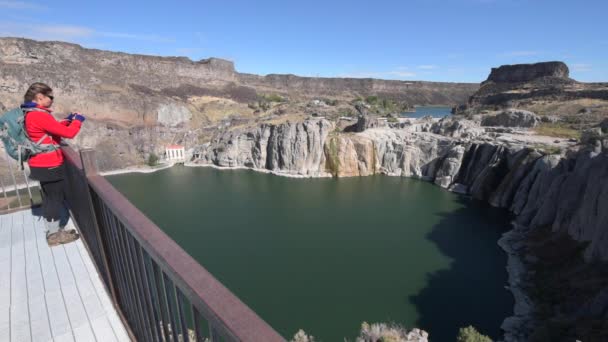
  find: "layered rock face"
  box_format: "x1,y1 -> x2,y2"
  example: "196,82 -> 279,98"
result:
485,61 -> 570,84
455,61 -> 608,118
480,109 -> 540,128
197,119 -> 333,177
0,37 -> 477,127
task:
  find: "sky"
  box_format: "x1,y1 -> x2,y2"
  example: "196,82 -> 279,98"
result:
0,0 -> 606,83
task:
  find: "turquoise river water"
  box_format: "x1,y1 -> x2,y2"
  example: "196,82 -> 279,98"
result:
401,106 -> 452,118
107,166 -> 513,341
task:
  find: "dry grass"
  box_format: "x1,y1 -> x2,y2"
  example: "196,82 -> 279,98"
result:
534,123 -> 582,139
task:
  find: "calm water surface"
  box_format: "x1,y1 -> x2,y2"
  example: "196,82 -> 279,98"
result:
402,106 -> 452,118
108,166 -> 512,341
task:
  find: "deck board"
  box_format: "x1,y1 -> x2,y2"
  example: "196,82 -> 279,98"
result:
1,209 -> 130,342
0,213 -> 13,340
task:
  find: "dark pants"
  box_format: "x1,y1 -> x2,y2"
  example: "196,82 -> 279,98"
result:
29,164 -> 66,222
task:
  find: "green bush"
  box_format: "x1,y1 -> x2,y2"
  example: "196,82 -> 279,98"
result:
260,93 -> 285,103
456,326 -> 492,342
324,98 -> 339,106
147,153 -> 159,166
365,95 -> 379,105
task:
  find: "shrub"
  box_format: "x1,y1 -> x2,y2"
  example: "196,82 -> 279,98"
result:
291,329 -> 316,342
340,109 -> 355,117
534,123 -> 581,139
365,95 -> 379,105
324,98 -> 339,106
147,153 -> 159,166
260,93 -> 285,103
456,326 -> 492,342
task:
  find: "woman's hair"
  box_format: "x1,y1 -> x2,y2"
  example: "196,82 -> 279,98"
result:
23,82 -> 53,103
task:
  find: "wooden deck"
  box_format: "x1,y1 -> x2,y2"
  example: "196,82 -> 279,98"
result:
0,209 -> 131,342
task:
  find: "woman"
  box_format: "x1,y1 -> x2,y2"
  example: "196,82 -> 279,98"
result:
22,82 -> 85,246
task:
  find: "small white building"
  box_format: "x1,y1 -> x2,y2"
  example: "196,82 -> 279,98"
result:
165,144 -> 185,162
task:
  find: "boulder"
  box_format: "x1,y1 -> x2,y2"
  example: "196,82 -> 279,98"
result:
0,102 -> 5,112
481,109 -> 540,128
600,118 -> 608,134
431,116 -> 476,138
485,61 -> 569,84
355,114 -> 388,132
581,127 -> 604,144
541,115 -> 560,123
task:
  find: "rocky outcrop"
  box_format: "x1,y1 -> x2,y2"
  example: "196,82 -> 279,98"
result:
430,116 -> 478,138
600,118 -> 608,133
354,114 -> 388,132
480,109 -> 540,128
454,61 -> 608,120
485,61 -> 569,84
197,118 -> 333,177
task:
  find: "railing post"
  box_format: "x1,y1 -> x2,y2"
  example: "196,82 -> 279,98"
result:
79,149 -> 119,303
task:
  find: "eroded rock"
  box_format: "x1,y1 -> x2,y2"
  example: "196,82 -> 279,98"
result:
481,109 -> 540,128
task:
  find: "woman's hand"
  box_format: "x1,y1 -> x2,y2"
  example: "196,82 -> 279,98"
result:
73,113 -> 86,122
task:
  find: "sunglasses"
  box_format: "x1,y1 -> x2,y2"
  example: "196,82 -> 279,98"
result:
46,94 -> 54,101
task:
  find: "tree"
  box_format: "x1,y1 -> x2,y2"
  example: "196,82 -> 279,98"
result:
456,326 -> 492,342
147,153 -> 159,166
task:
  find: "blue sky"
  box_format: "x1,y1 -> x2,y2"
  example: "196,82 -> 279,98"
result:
0,0 -> 606,82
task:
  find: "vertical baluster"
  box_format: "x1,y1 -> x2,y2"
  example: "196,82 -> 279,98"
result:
152,262 -> 172,342
120,223 -> 154,341
113,215 -> 147,339
191,305 -> 206,342
209,322 -> 220,342
99,203 -> 131,312
5,155 -> 22,207
130,234 -> 161,342
175,288 -> 189,342
1,178 -> 10,210
97,200 -> 138,341
161,272 -> 180,342
20,166 -> 33,205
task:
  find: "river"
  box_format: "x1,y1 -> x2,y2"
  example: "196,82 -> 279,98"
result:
107,166 -> 512,341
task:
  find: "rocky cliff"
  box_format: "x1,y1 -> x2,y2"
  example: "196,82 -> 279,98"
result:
455,61 -> 608,124
0,37 -> 477,126
485,61 -> 570,84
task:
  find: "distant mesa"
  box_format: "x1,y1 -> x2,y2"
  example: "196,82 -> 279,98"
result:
454,61 -> 608,118
484,61 -> 570,84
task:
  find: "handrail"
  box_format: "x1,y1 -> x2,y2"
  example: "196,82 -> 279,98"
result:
62,146 -> 284,342
0,148 -> 41,213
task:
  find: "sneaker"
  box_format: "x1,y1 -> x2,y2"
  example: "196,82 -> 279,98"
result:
47,230 -> 80,247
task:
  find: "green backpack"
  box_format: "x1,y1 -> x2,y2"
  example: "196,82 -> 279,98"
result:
0,107 -> 58,166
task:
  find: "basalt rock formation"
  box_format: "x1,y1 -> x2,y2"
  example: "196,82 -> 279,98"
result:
454,61 -> 608,122
485,61 -> 570,84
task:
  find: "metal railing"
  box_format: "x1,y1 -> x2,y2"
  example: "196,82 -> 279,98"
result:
60,146 -> 285,342
0,151 -> 42,214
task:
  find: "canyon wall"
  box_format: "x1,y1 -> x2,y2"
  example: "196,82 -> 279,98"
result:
0,37 -> 478,127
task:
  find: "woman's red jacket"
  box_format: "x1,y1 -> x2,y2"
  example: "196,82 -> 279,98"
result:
24,105 -> 82,168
